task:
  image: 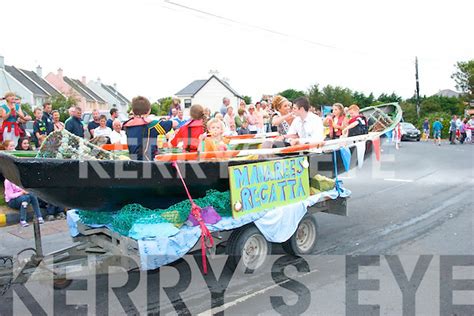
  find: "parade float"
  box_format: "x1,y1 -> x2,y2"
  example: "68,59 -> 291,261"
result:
0,102 -> 401,287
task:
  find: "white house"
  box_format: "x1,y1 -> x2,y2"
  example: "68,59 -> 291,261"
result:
87,78 -> 130,114
175,75 -> 243,115
0,55 -> 60,108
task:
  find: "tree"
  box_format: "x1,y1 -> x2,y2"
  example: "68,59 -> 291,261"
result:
451,60 -> 474,98
377,92 -> 402,103
278,89 -> 305,101
51,94 -> 77,122
152,97 -> 173,116
307,84 -> 353,107
353,91 -> 375,108
241,95 -> 252,104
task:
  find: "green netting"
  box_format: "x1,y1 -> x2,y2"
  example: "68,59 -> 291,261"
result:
77,189 -> 231,236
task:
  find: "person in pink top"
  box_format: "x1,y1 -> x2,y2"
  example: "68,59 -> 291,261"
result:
4,179 -> 44,227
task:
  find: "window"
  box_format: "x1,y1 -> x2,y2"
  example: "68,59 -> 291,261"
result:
184,99 -> 192,108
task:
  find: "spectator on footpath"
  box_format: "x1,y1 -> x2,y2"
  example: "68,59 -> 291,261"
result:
246,104 -> 258,134
42,102 -> 54,134
465,117 -> 472,143
16,137 -> 32,151
237,120 -> 250,135
88,109 -> 100,139
422,118 -> 430,141
449,115 -> 457,144
1,92 -> 31,145
432,117 -> 443,146
52,110 -> 64,131
64,106 -> 75,125
4,179 -> 44,227
45,204 -> 65,221
106,108 -> 119,129
220,97 -> 230,116
168,98 -> 182,117
0,139 -> 16,151
32,107 -> 47,147
223,106 -> 235,130
65,106 -> 84,138
110,119 -> 127,144
173,110 -> 187,129
93,115 -> 112,139
459,118 -> 468,144
235,108 -> 247,130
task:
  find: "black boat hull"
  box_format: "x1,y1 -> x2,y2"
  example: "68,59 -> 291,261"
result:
0,141 -> 373,211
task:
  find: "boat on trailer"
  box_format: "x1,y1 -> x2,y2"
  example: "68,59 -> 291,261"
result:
0,103 -> 401,211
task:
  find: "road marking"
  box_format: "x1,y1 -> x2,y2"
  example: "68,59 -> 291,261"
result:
0,214 -> 6,226
383,178 -> 414,182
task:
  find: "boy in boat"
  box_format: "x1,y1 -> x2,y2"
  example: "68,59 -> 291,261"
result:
342,104 -> 368,137
123,96 -> 177,160
170,104 -> 207,152
199,118 -> 229,152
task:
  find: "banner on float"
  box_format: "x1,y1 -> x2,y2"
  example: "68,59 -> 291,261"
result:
229,157 -> 310,218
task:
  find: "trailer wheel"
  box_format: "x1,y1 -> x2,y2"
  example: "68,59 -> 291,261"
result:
227,225 -> 271,271
282,214 -> 319,256
53,278 -> 73,290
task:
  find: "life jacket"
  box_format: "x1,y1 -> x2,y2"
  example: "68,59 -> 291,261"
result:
170,119 -> 204,152
348,114 -> 369,137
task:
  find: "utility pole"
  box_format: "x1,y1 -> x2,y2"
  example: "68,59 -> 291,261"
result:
415,57 -> 421,118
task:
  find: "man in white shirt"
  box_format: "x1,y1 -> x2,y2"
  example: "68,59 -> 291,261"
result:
109,119 -> 127,144
286,97 -> 324,145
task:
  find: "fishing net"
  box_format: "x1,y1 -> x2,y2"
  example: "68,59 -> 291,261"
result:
36,130 -> 117,160
77,189 -> 232,237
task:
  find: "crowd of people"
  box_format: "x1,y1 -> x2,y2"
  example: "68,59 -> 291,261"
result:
0,91 -> 372,227
421,115 -> 474,146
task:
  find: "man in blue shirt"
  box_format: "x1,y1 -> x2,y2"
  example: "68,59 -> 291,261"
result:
65,106 -> 84,138
432,118 -> 443,146
106,108 -> 119,129
173,110 -> 188,129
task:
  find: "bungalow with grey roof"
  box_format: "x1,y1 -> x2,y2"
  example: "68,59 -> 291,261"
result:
175,75 -> 243,115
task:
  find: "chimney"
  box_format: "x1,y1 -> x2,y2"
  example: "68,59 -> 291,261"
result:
57,68 -> 63,79
97,77 -> 101,85
0,55 -> 4,69
81,76 -> 86,84
113,83 -> 117,91
36,65 -> 42,77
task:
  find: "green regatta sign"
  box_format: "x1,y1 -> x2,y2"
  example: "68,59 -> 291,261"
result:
229,156 -> 310,218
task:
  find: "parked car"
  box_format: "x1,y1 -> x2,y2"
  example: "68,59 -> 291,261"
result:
400,122 -> 421,141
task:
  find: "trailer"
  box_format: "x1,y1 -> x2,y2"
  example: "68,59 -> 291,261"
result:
0,195 -> 347,292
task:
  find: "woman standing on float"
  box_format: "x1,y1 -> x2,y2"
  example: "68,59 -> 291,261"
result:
0,92 -> 31,146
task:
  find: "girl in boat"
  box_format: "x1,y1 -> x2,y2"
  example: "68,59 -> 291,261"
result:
0,92 -> 31,146
199,118 -> 229,152
324,103 -> 346,139
123,96 -> 176,160
170,104 -> 207,152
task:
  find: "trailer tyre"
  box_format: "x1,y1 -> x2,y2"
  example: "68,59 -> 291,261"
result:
282,214 -> 319,256
53,278 -> 73,290
226,225 -> 271,271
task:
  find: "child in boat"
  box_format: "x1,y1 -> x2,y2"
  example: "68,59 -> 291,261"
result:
199,118 -> 229,152
170,104 -> 207,152
123,96 -> 176,160
342,104 -> 368,137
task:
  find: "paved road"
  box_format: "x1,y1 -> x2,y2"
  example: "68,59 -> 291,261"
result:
1,140 -> 473,315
